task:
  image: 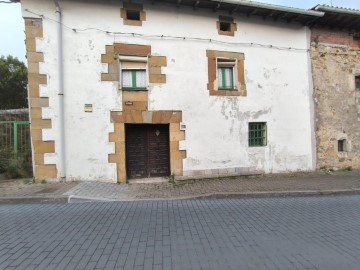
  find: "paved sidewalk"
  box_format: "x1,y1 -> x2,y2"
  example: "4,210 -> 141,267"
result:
0,179 -> 78,204
65,170 -> 360,202
0,170 -> 360,203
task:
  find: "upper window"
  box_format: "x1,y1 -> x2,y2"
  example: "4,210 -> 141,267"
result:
217,16 -> 237,36
249,122 -> 267,147
119,56 -> 148,91
217,59 -> 236,90
122,70 -> 146,90
356,75 -> 360,92
220,22 -> 230,32
126,10 -> 140,21
206,50 -> 246,96
120,2 -> 146,26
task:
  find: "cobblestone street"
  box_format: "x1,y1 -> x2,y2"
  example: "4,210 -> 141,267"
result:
1,195 -> 360,269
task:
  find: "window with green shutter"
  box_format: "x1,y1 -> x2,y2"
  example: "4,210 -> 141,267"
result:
249,122 -> 267,147
217,59 -> 237,90
122,69 -> 147,90
218,67 -> 234,90
119,56 -> 148,91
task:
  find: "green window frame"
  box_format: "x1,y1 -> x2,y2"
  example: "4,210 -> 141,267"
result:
249,122 -> 267,147
217,58 -> 237,91
218,67 -> 235,90
121,69 -> 147,90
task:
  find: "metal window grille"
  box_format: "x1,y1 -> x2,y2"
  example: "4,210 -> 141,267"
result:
249,122 -> 267,147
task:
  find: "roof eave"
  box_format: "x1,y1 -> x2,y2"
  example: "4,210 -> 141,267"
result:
212,0 -> 324,17
313,5 -> 360,16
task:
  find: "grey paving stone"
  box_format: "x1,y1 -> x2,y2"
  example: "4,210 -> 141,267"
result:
84,261 -> 97,270
134,252 -> 145,266
74,255 -> 91,269
104,260 -> 116,270
54,256 -> 72,270
115,253 -> 128,267
95,254 -> 109,269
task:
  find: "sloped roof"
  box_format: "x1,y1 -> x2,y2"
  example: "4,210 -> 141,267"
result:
16,0 -> 324,25
157,0 -> 324,25
313,4 -> 360,14
310,4 -> 360,30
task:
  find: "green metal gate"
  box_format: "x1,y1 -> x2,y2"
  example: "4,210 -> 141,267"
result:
0,110 -> 33,178
0,121 -> 31,159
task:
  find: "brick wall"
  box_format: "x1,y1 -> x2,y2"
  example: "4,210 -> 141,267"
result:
311,28 -> 360,48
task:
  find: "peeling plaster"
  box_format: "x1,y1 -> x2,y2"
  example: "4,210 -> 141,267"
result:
89,40 -> 94,50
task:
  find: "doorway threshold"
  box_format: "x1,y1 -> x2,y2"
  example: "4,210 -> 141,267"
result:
128,177 -> 170,184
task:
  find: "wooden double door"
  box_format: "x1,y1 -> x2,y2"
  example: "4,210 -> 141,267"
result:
125,124 -> 170,179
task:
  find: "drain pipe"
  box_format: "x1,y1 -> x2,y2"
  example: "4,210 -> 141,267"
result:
55,0 -> 66,181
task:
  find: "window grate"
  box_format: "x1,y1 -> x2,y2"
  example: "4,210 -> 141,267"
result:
249,122 -> 267,147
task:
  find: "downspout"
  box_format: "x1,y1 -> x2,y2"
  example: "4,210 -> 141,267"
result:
306,27 -> 317,171
55,0 -> 66,181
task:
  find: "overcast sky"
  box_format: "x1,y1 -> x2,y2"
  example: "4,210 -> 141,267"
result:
1,0 -> 359,63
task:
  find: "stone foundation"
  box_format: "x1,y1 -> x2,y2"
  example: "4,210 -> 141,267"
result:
177,167 -> 264,180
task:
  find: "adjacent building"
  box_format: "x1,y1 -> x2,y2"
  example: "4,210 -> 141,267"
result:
310,5 -> 360,170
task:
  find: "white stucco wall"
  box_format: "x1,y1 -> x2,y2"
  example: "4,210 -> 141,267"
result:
22,0 -> 316,182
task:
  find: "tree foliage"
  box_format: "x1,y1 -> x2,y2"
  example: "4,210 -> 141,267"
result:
0,55 -> 28,110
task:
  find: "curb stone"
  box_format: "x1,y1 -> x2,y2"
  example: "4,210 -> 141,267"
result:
0,196 -> 69,205
188,189 -> 360,200
55,189 -> 360,203
1,189 -> 360,204
67,195 -> 120,203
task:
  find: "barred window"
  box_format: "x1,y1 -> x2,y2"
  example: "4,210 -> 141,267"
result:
249,122 -> 267,147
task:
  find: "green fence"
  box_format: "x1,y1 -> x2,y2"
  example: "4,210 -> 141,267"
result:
0,109 -> 33,178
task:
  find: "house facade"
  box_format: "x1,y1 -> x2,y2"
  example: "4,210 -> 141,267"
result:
310,5 -> 360,170
21,0 -> 321,183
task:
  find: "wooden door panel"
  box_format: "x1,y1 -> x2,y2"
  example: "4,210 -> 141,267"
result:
125,125 -> 148,179
125,124 -> 170,179
148,125 -> 170,177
